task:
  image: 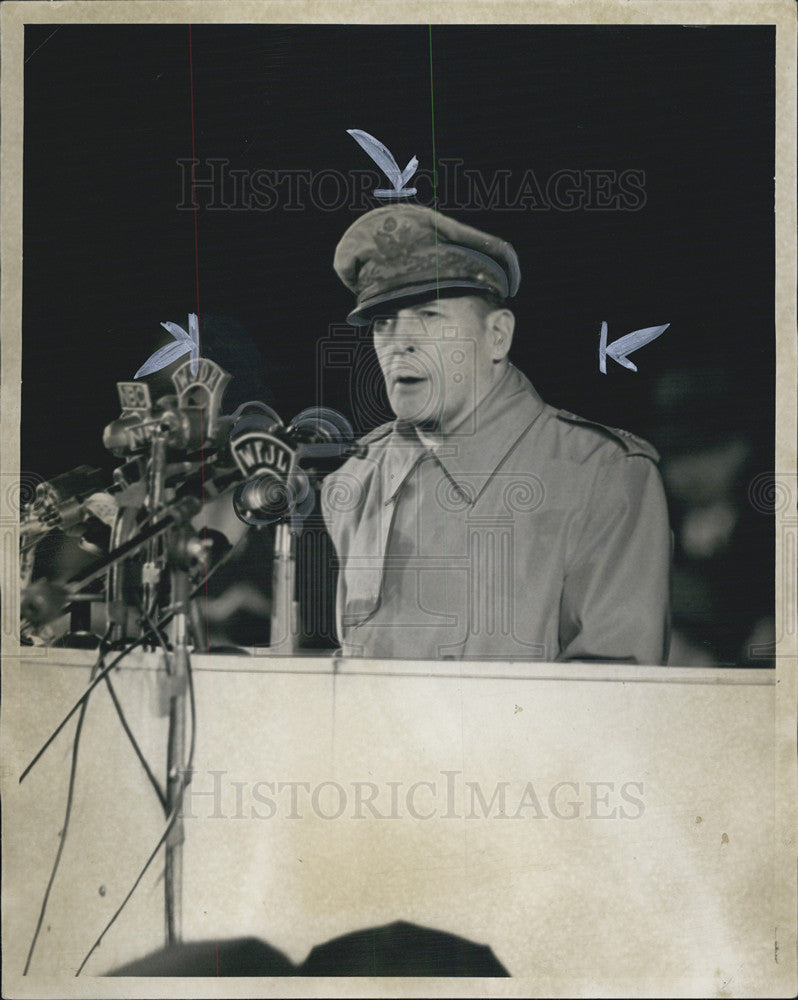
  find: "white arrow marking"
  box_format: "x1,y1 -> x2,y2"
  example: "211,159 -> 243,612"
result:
599,321 -> 670,374
346,129 -> 418,198
135,313 -> 200,379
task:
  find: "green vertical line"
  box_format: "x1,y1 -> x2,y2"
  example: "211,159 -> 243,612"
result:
428,19 -> 441,428
428,20 -> 442,431
428,23 -> 439,221
428,20 -> 451,637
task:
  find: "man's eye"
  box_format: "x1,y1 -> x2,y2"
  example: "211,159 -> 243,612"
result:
373,319 -> 394,334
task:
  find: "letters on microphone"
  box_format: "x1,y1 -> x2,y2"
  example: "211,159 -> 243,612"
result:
171,357 -> 230,442
230,432 -> 294,480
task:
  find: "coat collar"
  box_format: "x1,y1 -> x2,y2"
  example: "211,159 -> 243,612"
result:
381,364 -> 546,505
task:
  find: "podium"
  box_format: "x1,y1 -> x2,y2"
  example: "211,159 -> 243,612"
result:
4,649 -> 787,995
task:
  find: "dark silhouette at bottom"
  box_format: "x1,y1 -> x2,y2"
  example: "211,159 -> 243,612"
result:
107,921 -> 509,977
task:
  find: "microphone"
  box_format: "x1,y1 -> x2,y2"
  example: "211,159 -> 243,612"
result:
229,405 -> 354,526
21,496 -> 203,627
20,466 -> 111,543
102,395 -> 198,456
103,361 -> 233,457
229,407 -> 300,525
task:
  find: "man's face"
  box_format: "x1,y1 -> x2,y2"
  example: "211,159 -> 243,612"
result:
371,295 -> 500,434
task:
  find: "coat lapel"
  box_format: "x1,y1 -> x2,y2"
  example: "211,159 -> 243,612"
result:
436,365 -> 546,504
341,364 -> 546,630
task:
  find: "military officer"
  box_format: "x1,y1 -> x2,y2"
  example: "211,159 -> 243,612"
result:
322,205 -> 671,663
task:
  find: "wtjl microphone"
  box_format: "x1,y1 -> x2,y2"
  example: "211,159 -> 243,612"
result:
229,404 -> 354,527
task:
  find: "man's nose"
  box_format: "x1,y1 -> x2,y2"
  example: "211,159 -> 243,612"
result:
392,314 -> 425,352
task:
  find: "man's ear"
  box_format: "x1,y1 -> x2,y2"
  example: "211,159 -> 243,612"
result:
488,309 -> 515,361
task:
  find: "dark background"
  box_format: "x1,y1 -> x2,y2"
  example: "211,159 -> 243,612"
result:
22,23 -> 775,472
21,23 -> 776,662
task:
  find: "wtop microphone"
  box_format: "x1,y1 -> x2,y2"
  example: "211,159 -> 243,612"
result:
229,404 -> 354,527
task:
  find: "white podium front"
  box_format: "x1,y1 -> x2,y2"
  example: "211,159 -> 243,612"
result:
3,650 -> 789,997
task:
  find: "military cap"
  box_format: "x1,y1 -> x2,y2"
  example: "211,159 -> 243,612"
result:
333,205 -> 521,325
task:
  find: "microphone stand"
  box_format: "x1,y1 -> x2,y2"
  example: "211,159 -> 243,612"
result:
20,359 -> 235,956
164,539 -> 190,945
19,499 -> 202,633
143,429 -> 191,947
269,519 -> 301,655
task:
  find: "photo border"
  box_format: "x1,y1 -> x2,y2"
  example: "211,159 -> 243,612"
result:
2,2 -> 795,997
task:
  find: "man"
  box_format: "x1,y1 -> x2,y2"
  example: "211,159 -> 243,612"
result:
322,205 -> 670,663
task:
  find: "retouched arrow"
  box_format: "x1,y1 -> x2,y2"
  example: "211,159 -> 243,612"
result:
599,320 -> 670,374
347,128 -> 418,198
135,313 -> 200,379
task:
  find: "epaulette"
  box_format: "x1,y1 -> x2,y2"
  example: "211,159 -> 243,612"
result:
555,409 -> 661,462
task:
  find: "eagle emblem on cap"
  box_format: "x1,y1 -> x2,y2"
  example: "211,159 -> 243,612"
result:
333,205 -> 522,325
373,219 -> 418,262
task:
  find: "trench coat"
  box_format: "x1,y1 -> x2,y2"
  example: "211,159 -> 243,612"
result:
321,364 -> 671,663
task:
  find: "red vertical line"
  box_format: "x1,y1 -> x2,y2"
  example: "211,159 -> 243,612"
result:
189,25 -> 218,964
188,24 -> 211,653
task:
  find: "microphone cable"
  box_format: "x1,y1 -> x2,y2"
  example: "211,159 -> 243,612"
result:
22,620 -> 174,975
73,528 -> 255,974
75,633 -> 197,976
18,527 -> 245,787
102,669 -> 168,815
20,519 -> 249,973
22,629 -> 110,975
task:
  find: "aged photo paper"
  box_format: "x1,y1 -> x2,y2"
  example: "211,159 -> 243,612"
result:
2,1 -> 796,997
